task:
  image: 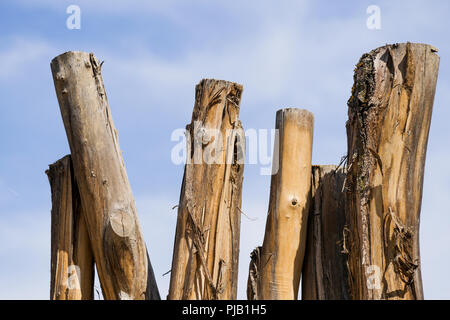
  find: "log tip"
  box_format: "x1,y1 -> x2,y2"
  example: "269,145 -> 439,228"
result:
276,108 -> 314,127
196,78 -> 244,92
46,155 -> 71,177
312,164 -> 337,172
51,50 -> 91,60
50,51 -> 94,71
368,42 -> 439,57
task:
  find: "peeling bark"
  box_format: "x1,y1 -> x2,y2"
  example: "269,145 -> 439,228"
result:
47,155 -> 94,300
345,43 -> 440,300
168,79 -> 245,300
51,52 -> 160,300
302,165 -> 349,300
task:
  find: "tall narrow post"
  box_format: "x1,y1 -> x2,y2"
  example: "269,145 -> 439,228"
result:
301,165 -> 349,300
168,79 -> 245,300
258,108 -> 314,300
51,51 -> 160,300
47,155 -> 94,300
345,43 -> 440,299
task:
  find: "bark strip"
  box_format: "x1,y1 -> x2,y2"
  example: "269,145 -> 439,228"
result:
345,43 -> 440,300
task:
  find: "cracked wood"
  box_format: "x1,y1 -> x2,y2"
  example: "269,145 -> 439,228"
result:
345,43 -> 440,300
302,165 -> 350,300
47,155 -> 94,300
168,79 -> 245,300
51,51 -> 160,300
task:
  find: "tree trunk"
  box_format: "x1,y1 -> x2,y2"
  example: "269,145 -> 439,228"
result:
47,155 -> 94,300
345,42 -> 440,300
168,79 -> 245,300
301,165 -> 349,300
51,51 -> 160,300
258,108 -> 314,300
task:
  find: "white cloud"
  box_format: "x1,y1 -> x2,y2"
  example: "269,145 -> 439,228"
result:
0,38 -> 53,81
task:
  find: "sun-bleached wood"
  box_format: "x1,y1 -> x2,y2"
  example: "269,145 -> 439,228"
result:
302,165 -> 350,300
51,51 -> 160,300
168,79 -> 245,300
345,43 -> 440,300
256,108 -> 314,300
47,155 -> 94,300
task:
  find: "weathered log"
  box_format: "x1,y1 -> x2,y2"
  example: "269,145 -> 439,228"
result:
258,108 -> 314,300
345,43 -> 440,299
301,165 -> 349,300
168,79 -> 245,300
47,155 -> 94,300
51,51 -> 160,300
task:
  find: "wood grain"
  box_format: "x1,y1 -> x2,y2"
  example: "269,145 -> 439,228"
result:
168,79 -> 245,300
345,43 -> 440,299
51,51 -> 160,300
47,155 -> 94,300
302,165 -> 349,300
257,108 -> 314,300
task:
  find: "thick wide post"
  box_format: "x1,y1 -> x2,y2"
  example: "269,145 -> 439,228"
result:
258,108 -> 314,300
301,165 -> 349,300
168,79 -> 245,300
345,43 -> 440,299
51,52 -> 159,300
47,155 -> 94,300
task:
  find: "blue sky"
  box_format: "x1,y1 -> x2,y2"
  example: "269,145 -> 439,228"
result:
0,0 -> 449,299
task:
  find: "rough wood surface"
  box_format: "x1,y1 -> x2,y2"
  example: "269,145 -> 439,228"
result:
47,155 -> 94,300
51,51 -> 160,300
345,43 -> 440,300
301,165 -> 349,300
257,108 -> 314,300
247,246 -> 262,300
168,79 -> 245,300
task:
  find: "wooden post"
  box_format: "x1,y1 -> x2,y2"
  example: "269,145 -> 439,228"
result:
301,165 -> 349,300
47,155 -> 94,300
258,108 -> 314,300
168,79 -> 245,300
51,52 -> 160,300
345,43 -> 440,299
